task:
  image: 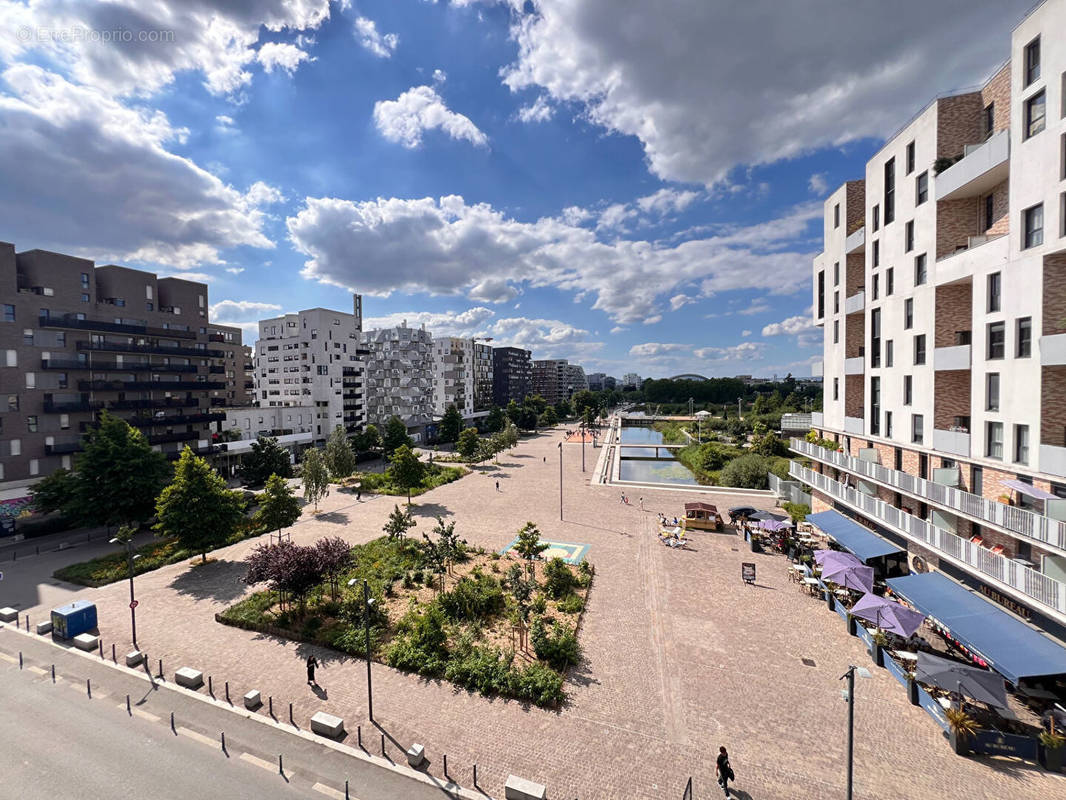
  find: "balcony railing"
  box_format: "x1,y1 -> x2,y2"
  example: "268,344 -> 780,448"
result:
39,315 -> 196,339
791,437 -> 1066,553
45,442 -> 83,455
43,399 -> 100,413
106,397 -> 195,410
148,430 -> 199,445
792,463 -> 1065,618
40,358 -> 90,370
844,291 -> 865,315
126,413 -> 226,427
78,341 -> 224,358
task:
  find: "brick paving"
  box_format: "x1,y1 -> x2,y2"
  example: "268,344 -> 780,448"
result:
15,428 -> 1066,799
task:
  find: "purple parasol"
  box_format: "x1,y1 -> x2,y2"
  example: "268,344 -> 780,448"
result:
814,549 -> 863,568
820,561 -> 875,593
850,593 -> 926,638
758,519 -> 791,532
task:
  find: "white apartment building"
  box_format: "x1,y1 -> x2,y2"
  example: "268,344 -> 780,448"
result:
432,336 -> 474,416
364,322 -> 434,431
801,0 -> 1066,655
254,299 -> 366,442
622,373 -> 642,390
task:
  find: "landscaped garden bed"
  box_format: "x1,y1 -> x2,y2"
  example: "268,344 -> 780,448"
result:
218,522 -> 594,708
337,462 -> 468,498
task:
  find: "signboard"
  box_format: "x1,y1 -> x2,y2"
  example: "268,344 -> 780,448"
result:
129,600 -> 139,610
741,563 -> 756,584
971,730 -> 1039,761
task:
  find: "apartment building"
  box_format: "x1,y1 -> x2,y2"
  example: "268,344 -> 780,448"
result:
802,0 -> 1066,646
0,243 -> 229,493
207,323 -> 254,407
559,363 -> 588,397
472,341 -> 494,412
363,322 -> 434,431
254,298 -> 366,442
492,346 -> 532,406
432,337 -> 496,418
622,373 -> 642,391
532,359 -> 566,405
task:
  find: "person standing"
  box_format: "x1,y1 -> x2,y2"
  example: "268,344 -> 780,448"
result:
716,745 -> 734,797
306,654 -> 320,686
639,497 -> 644,512
495,480 -> 500,492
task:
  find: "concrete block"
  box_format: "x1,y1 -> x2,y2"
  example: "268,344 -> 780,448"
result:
406,743 -> 425,767
0,607 -> 17,623
244,690 -> 262,710
36,621 -> 53,635
125,650 -> 144,667
310,711 -> 344,739
505,775 -> 546,800
73,633 -> 99,652
175,667 -> 204,689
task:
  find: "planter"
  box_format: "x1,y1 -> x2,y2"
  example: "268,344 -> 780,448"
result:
826,593 -> 835,611
950,730 -> 972,756
907,678 -> 919,705
847,615 -> 857,636
1040,744 -> 1065,773
870,643 -> 885,668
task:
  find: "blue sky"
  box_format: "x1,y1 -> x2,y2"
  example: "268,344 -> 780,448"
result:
0,0 -> 1034,378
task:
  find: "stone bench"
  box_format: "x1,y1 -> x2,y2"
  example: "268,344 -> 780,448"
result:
36,621 -> 53,635
244,690 -> 262,710
406,743 -> 425,768
73,633 -> 99,652
175,667 -> 204,689
310,711 -> 344,739
125,650 -> 143,667
0,607 -> 17,623
505,775 -> 546,800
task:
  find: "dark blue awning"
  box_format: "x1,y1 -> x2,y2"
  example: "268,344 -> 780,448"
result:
806,509 -> 904,563
887,572 -> 1066,684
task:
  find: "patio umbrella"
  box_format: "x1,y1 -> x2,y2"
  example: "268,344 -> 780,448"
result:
758,519 -> 791,532
819,561 -> 875,593
814,549 -> 863,568
749,510 -> 785,521
915,651 -> 1009,709
850,593 -> 926,638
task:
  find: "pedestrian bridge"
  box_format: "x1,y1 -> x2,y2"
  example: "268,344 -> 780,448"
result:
614,442 -> 687,449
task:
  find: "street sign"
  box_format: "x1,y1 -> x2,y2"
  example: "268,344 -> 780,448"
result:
129,600 -> 139,609
741,562 -> 756,584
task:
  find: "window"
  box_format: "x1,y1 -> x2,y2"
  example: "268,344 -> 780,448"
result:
915,171 -> 928,205
903,375 -> 913,405
873,205 -> 880,232
7,395 -> 17,411
56,332 -> 64,346
818,271 -> 825,318
986,422 -> 1003,459
1025,90 -> 1046,139
987,272 -> 1001,313
2,304 -> 13,322
872,273 -> 879,300
834,291 -> 839,314
80,272 -> 89,288
914,254 -> 927,286
906,141 -> 915,174
29,459 -> 38,476
971,466 -> 983,496
27,415 -> 37,433
5,349 -> 15,367
833,319 -> 839,344
60,414 -> 69,430
886,339 -> 894,367
80,293 -> 89,303
885,411 -> 893,439
833,261 -> 840,286
146,302 -> 153,312
1024,36 -> 1040,87
870,377 -> 881,435
905,221 -> 914,252
23,329 -> 33,346
833,377 -> 839,401
10,439 -> 20,456
884,158 -> 895,224
983,103 -> 994,140
1017,317 -> 1032,357
1015,424 -> 1030,464
987,322 -> 1005,359
886,268 -> 894,296
984,194 -> 995,231
914,334 -> 926,365
1024,204 -> 1044,248
987,373 -> 1000,411
904,298 -> 913,329
873,240 -> 879,267
871,308 -> 881,367
912,414 -> 924,445
834,203 -> 840,228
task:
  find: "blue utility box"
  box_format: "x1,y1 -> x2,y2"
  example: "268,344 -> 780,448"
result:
51,600 -> 97,640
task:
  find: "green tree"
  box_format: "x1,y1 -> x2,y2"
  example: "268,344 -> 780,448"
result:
240,436 -> 292,486
383,416 -> 413,459
554,399 -> 573,419
30,467 -> 77,516
253,473 -> 302,538
155,447 -> 246,563
457,427 -> 481,461
582,406 -> 596,429
383,503 -> 417,542
502,422 -> 520,450
539,407 -> 558,427
72,410 -> 171,530
359,423 -> 382,454
505,399 -> 522,428
439,404 -> 463,444
514,521 -> 549,579
719,453 -> 773,490
431,516 -> 466,582
484,405 -> 506,434
301,448 -> 330,511
571,389 -> 597,417
389,444 -> 425,504
324,425 -> 357,479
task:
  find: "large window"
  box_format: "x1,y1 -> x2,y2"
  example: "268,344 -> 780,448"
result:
903,375 -> 913,405
983,103 -> 994,140
904,298 -> 913,329
915,171 -> 928,205
870,377 -> 881,436
871,309 -> 881,368
1015,424 -> 1030,465
914,254 -> 927,286
1025,90 -> 1046,139
884,158 -> 895,225
987,272 -> 1001,313
987,322 -> 1005,360
905,221 -> 914,253
914,334 -> 926,365
1024,36 -> 1040,87
1017,317 -> 1032,358
1024,204 -> 1044,248
986,422 -> 1003,460
987,373 -> 1000,411
912,414 -> 924,445
906,141 -> 915,174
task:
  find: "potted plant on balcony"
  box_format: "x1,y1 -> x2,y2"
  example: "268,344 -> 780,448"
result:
945,707 -> 978,756
1039,728 -> 1065,773
871,630 -> 889,668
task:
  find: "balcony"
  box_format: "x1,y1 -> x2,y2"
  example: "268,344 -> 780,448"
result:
45,441 -> 82,455
844,356 -> 864,375
844,416 -> 864,435
209,333 -> 226,342
933,344 -> 971,371
209,365 -> 225,374
844,291 -> 865,315
845,226 -> 865,254
811,360 -> 823,377
1040,334 -> 1066,366
935,233 -> 1008,285
126,413 -> 226,427
147,430 -> 199,445
790,461 -> 1065,619
932,428 -> 971,457
40,358 -> 89,370
39,314 -> 196,339
935,129 -> 1010,202
77,380 -> 226,391
106,397 -> 195,411
1040,445 -> 1066,479
43,399 -> 99,413
811,412 -> 824,427
78,341 -> 224,359
790,437 -> 1066,552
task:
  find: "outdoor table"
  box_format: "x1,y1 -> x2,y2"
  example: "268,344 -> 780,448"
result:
803,577 -> 821,596
892,650 -> 918,662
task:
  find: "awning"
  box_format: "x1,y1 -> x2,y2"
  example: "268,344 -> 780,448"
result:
887,572 -> 1066,685
806,510 -> 905,563
1001,479 -> 1057,501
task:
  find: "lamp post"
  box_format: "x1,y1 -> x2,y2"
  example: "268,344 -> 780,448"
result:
840,664 -> 871,800
110,532 -> 141,650
581,420 -> 586,473
557,440 -> 563,521
349,578 -> 375,722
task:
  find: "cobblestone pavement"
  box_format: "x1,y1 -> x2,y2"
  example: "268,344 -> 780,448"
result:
13,429 -> 1066,799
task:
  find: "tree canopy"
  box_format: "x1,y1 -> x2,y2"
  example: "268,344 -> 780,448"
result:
389,444 -> 425,504
301,448 -> 330,511
383,503 -> 417,541
484,405 -> 506,434
456,427 -> 481,461
514,521 -> 549,577
254,473 -> 302,536
324,425 -> 357,479
240,436 -> 293,486
438,404 -> 463,444
383,416 -> 413,459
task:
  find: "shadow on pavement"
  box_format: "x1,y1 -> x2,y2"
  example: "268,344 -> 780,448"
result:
168,559 -> 248,603
314,511 -> 349,525
409,503 -> 452,521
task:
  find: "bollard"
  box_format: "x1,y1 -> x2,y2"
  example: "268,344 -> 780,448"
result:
444,754 -> 448,779
474,764 -> 478,787
269,696 -> 274,717
126,694 -> 131,715
51,664 -> 55,683
225,681 -> 230,705
170,711 -> 175,732
345,779 -> 349,800
278,754 -> 283,775
221,731 -> 226,752
289,702 -> 294,726
112,643 -> 116,663
357,726 -> 362,748
381,734 -> 386,758
86,678 -> 91,698
158,659 -> 163,680
208,675 -> 213,697
25,614 -> 29,629
19,651 -> 23,669
99,640 -> 104,659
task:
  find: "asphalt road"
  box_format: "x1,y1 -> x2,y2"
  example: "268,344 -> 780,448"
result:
0,628 -> 472,800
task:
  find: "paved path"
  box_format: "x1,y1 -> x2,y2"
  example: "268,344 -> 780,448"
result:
3,427 -> 1064,799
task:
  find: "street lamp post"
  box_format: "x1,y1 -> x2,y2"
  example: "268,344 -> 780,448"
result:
557,440 -> 563,521
581,421 -> 586,473
110,534 -> 141,650
840,664 -> 871,800
349,578 -> 375,722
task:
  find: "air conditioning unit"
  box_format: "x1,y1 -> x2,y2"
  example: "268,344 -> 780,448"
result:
908,552 -> 934,575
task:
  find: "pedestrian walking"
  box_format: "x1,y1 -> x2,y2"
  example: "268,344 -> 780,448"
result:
716,746 -> 734,797
620,493 -> 626,504
495,480 -> 500,492
639,497 -> 644,511
306,654 -> 320,686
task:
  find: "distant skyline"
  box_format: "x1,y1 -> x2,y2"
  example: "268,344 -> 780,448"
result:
0,0 -> 1035,377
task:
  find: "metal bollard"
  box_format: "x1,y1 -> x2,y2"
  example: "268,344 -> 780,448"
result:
345,779 -> 349,800
444,754 -> 448,779
474,764 -> 478,787
357,725 -> 362,748
380,734 -> 386,757
208,675 -> 213,697
289,702 -> 294,726
19,651 -> 23,669
170,711 -> 175,732
269,696 -> 274,717
158,658 -> 163,680
221,731 -> 226,752
51,664 -> 55,683
25,614 -> 29,629
278,754 -> 283,775
86,678 -> 91,698
126,694 -> 131,715
112,643 -> 116,663
99,640 -> 104,658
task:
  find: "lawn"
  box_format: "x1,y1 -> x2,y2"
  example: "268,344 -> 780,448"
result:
219,535 -> 594,707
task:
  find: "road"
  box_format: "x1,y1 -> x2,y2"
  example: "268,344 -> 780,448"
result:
0,627 -> 473,800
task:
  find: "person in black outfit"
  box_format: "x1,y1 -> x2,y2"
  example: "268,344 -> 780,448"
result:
306,654 -> 320,686
716,746 -> 733,797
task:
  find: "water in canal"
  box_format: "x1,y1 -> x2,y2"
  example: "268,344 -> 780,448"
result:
617,426 -> 698,485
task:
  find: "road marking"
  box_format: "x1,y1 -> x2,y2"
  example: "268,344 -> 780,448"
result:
27,665 -> 45,676
117,703 -> 161,722
177,726 -> 220,748
0,652 -> 16,664
240,752 -> 297,782
312,782 -> 352,800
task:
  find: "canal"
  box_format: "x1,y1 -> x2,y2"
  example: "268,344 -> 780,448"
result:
617,426 -> 698,486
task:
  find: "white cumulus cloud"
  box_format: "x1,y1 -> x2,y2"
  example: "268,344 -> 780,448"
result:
256,42 -> 314,75
517,95 -> 554,123
210,300 -> 283,319
762,314 -> 815,337
354,17 -> 399,58
373,86 -> 488,148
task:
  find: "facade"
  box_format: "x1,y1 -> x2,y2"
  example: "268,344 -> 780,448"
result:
622,372 -> 642,390
207,324 -> 254,407
432,336 -> 474,416
364,322 -> 434,429
472,342 -> 494,412
0,244 -> 228,492
559,363 -> 588,397
532,359 -> 566,405
587,372 -> 606,391
254,298 -> 366,442
492,346 -> 532,406
804,0 -> 1066,636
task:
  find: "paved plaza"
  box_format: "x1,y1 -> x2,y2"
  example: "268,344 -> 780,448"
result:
8,428 -> 1066,799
